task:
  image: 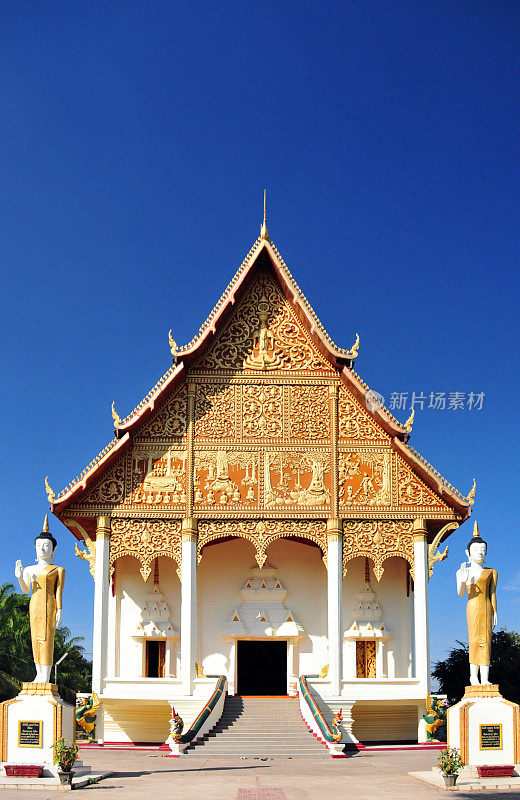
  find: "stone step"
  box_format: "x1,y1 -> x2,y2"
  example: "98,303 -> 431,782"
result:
183,695 -> 323,756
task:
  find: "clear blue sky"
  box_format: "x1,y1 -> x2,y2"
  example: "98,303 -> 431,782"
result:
1,2 -> 518,675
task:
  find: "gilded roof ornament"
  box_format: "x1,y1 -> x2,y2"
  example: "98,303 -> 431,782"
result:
111,401 -> 121,429
168,329 -> 178,361
260,189 -> 269,241
75,534 -> 96,578
467,477 -> 476,506
428,521 -> 459,577
44,476 -> 56,503
404,408 -> 415,434
345,333 -> 360,360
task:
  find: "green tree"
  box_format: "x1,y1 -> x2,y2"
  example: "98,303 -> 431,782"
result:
0,583 -> 91,703
433,628 -> 520,705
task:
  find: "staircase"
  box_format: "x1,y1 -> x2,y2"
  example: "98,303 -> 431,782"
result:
184,696 -> 328,758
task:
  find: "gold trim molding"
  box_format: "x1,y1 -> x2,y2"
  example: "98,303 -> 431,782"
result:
343,520 -> 414,581
197,519 -> 328,569
110,519 -> 182,581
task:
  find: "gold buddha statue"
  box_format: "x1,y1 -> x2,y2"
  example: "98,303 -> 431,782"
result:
456,522 -> 497,686
15,516 -> 65,683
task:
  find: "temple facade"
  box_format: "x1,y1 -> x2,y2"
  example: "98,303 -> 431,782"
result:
49,231 -> 472,746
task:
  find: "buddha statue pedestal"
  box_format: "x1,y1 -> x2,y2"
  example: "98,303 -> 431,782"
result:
447,685 -> 520,770
0,683 -> 78,780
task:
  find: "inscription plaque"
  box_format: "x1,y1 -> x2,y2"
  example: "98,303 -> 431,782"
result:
18,720 -> 43,747
479,723 -> 502,750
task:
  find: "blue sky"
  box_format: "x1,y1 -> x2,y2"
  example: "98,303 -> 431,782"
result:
1,2 -> 519,674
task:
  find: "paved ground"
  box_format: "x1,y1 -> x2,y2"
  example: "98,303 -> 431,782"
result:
4,749 -> 520,800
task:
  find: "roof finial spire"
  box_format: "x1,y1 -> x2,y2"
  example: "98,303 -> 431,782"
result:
260,188 -> 269,240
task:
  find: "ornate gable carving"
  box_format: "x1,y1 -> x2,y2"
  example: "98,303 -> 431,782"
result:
135,385 -> 188,441
338,387 -> 388,442
195,383 -> 237,440
191,270 -> 335,375
396,457 -> 449,512
77,457 -> 126,507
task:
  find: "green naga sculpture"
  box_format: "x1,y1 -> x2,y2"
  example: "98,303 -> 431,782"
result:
423,694 -> 448,742
76,693 -> 100,743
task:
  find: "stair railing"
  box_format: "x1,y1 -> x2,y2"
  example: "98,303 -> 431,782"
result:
299,675 -> 350,756
181,675 -> 227,745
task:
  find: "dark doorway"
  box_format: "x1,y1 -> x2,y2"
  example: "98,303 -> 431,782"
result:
237,640 -> 287,695
145,640 -> 165,678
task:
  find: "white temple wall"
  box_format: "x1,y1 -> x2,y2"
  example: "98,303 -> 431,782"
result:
197,537 -> 328,678
115,555 -> 181,678
342,556 -> 412,679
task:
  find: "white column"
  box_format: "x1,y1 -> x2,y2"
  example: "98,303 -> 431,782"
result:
92,515 -> 111,696
106,576 -> 117,678
180,518 -> 197,695
327,519 -> 343,696
413,519 -> 430,694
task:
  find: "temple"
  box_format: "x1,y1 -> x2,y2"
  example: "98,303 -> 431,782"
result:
49,228 -> 473,747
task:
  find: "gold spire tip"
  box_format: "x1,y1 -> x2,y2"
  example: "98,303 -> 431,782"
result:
42,514 -> 49,533
260,188 -> 269,240
473,520 -> 480,538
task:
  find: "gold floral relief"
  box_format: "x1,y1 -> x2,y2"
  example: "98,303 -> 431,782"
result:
82,460 -> 126,505
356,640 -> 377,678
191,270 -> 334,374
242,385 -> 284,439
194,383 -> 236,440
136,386 -> 187,440
110,518 -> 182,582
289,385 -> 330,440
197,519 -> 328,569
194,450 -> 259,508
397,460 -> 448,509
130,447 -> 188,508
338,388 -> 387,441
338,450 -> 391,508
264,451 -> 331,508
342,520 -> 414,581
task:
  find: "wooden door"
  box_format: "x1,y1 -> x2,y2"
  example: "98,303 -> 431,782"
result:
356,640 -> 377,678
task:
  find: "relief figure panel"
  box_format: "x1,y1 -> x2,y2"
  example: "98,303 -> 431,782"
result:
338,450 -> 391,509
130,447 -> 188,508
194,449 -> 260,509
264,451 -> 331,508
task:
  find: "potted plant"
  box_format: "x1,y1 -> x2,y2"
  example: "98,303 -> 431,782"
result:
437,746 -> 464,787
52,737 -> 79,785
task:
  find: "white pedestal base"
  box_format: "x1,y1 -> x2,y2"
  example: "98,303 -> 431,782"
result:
0,683 -> 75,777
448,685 -> 519,766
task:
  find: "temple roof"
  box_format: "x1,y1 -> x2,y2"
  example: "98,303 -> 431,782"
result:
49,234 -> 472,521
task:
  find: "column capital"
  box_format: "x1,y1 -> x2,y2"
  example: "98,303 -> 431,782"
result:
328,384 -> 338,398
327,518 -> 343,539
412,517 -> 427,542
182,517 -> 198,541
96,515 -> 111,539
187,381 -> 197,397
